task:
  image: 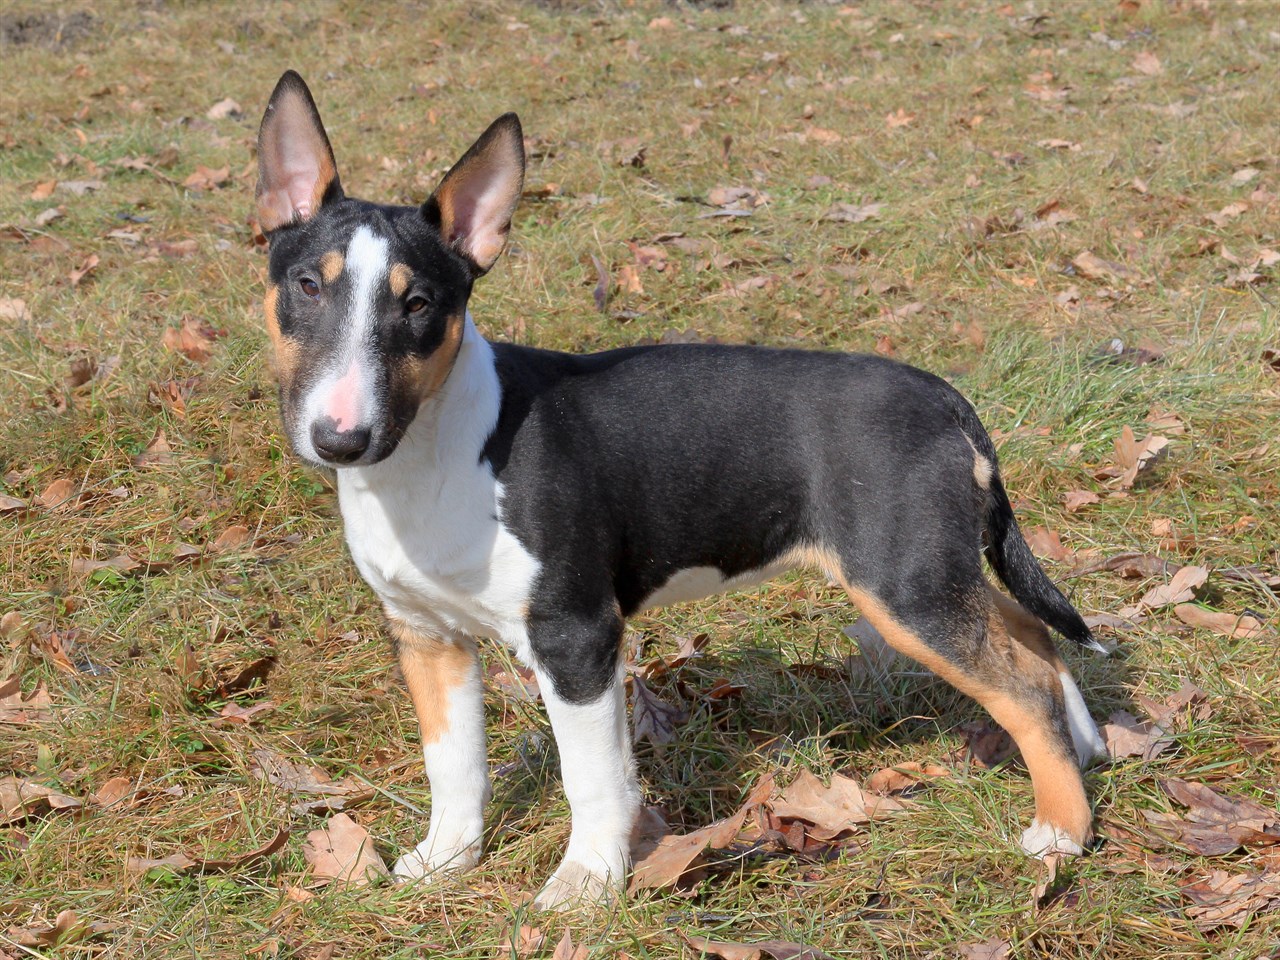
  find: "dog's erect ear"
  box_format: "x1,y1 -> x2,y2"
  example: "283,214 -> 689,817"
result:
255,71 -> 343,232
423,114 -> 525,276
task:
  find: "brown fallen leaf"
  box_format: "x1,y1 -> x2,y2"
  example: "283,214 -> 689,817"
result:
183,164 -> 231,190
215,655 -> 276,698
29,628 -> 78,674
1102,709 -> 1171,760
487,662 -> 541,701
1173,604 -> 1267,640
769,769 -> 908,841
0,675 -> 53,724
0,776 -> 82,826
1135,565 -> 1208,609
1062,490 -> 1100,513
707,185 -> 769,209
35,477 -> 79,509
1033,853 -> 1063,908
1181,869 -> 1280,930
497,924 -> 546,959
1162,779 -> 1280,849
72,553 -> 141,576
1097,426 -> 1169,488
211,524 -> 251,552
1073,249 -> 1142,285
551,930 -> 589,960
631,675 -> 687,749
250,748 -> 375,815
134,428 -> 174,467
0,493 -> 28,513
30,179 -> 57,200
961,720 -> 1020,768
685,934 -> 837,960
6,909 -> 117,949
303,813 -> 389,886
91,776 -> 136,808
628,773 -> 774,893
214,700 -> 275,727
126,826 -> 288,875
1131,51 -> 1162,75
68,253 -> 99,287
1205,201 -> 1248,228
865,761 -> 949,797
162,316 -> 225,363
820,202 -> 883,223
1066,551 -> 1180,580
885,108 -> 915,129
1025,526 -> 1071,562
206,97 -> 242,120
957,939 -> 1012,960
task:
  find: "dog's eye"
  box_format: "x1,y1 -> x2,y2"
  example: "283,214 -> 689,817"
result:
406,296 -> 428,315
299,277 -> 320,299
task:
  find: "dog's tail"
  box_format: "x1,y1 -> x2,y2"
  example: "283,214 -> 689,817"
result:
947,393 -> 1105,653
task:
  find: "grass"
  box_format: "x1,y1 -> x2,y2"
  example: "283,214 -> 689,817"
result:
2,0 -> 1279,956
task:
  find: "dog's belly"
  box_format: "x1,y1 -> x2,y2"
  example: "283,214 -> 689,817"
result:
639,561 -> 793,611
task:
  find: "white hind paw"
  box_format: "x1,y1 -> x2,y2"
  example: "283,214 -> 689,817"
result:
1020,819 -> 1084,859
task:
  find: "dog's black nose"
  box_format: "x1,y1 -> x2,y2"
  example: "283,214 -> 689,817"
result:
311,422 -> 371,464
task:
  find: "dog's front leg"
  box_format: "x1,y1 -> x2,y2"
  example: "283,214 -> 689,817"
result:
531,655 -> 639,910
388,619 -> 489,880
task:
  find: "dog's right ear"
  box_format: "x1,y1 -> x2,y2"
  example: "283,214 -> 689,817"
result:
255,71 -> 343,233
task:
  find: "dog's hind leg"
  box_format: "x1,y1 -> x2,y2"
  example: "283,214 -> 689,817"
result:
988,586 -> 1106,767
828,554 -> 1095,858
388,618 -> 490,880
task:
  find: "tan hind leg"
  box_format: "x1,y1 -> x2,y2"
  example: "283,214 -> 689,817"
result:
834,571 -> 1095,857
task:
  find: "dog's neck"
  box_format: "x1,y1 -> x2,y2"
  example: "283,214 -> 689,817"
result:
340,314 -> 500,488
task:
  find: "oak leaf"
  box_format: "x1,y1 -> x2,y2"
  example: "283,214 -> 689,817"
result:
302,813 -> 388,886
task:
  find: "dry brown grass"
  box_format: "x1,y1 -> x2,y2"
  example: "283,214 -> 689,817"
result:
2,1 -> 1279,957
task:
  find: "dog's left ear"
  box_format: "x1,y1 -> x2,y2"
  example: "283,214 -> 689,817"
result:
423,114 -> 525,276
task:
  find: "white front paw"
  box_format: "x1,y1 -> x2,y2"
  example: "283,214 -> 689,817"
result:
533,858 -> 624,910
392,834 -> 482,882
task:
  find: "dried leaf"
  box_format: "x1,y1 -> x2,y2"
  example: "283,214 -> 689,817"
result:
162,316 -> 224,363
0,493 -> 28,513
72,553 -> 141,576
1174,604 -> 1267,639
628,773 -> 774,893
821,202 -> 883,223
498,925 -> 546,959
487,662 -> 541,701
302,813 -> 389,886
685,935 -> 838,960
1137,565 -> 1207,608
1062,490 -> 1100,513
1072,250 -> 1141,284
1025,526 -> 1071,562
1162,779 -> 1280,848
127,826 -> 288,874
250,748 -> 374,815
206,97 -> 242,119
134,428 -> 174,467
0,676 -> 53,724
182,164 -> 230,190
0,776 -> 82,825
1102,709 -> 1172,760
0,297 -> 31,321
770,769 -> 907,840
1098,426 -> 1169,488
590,254 -> 608,313
865,762 -> 949,796
707,185 -> 769,209
631,675 -> 686,748
214,700 -> 275,726
1131,51 -> 1162,75
961,720 -> 1019,768
885,108 -> 915,128
212,524 -> 251,552
68,253 -> 99,287
35,478 -> 78,509
1181,869 -> 1280,930
551,930 -> 589,960
6,909 -> 116,949
1066,552 -> 1179,580
957,939 -> 1012,960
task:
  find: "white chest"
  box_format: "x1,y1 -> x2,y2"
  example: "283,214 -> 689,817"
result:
334,323 -> 540,654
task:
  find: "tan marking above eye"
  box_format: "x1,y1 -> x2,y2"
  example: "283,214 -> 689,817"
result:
389,263 -> 412,297
319,250 -> 344,283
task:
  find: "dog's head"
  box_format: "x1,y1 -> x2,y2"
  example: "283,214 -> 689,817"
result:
255,71 -> 524,467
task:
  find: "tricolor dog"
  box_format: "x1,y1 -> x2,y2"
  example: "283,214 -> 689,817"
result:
255,71 -> 1106,908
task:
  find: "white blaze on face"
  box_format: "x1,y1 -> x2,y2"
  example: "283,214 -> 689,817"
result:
295,226 -> 389,460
